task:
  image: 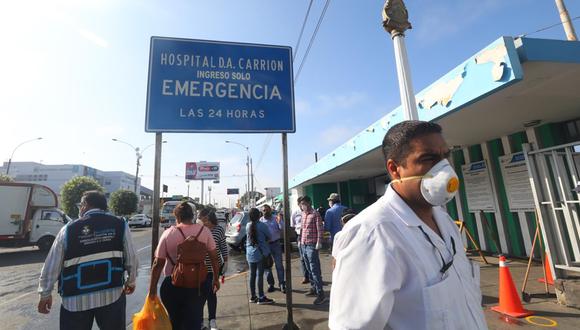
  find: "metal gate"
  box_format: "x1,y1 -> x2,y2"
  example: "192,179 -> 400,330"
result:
524,141 -> 580,280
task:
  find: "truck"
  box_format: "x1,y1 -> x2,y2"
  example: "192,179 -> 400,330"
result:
0,183 -> 71,251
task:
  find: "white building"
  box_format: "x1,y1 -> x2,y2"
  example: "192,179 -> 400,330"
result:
1,162 -> 143,197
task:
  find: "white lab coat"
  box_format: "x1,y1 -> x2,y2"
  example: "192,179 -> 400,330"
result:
329,185 -> 487,330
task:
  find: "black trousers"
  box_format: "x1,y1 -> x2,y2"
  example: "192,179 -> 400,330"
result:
60,294 -> 126,330
160,276 -> 209,330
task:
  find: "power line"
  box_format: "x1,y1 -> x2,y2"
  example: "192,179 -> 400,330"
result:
293,0 -> 315,61
519,15 -> 580,38
294,0 -> 332,84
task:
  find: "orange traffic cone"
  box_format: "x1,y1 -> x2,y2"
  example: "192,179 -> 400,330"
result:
491,256 -> 534,318
538,253 -> 554,285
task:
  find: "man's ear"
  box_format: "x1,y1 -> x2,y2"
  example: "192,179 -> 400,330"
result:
386,159 -> 400,181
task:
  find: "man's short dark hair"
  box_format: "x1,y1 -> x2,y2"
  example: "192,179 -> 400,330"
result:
297,196 -> 304,205
382,120 -> 442,165
82,190 -> 108,211
301,196 -> 312,205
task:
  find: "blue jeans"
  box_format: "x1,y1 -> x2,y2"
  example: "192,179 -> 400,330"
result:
266,240 -> 285,287
248,261 -> 265,298
60,293 -> 125,330
297,235 -> 310,279
302,244 -> 323,296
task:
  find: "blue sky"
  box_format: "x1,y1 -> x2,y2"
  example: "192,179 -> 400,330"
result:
1,0 -> 578,206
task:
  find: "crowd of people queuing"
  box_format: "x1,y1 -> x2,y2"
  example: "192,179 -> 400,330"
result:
35,120 -> 487,330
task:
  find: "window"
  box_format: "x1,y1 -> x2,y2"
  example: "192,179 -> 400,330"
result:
41,211 -> 63,221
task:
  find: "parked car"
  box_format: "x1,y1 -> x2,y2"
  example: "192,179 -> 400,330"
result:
225,211 -> 248,250
128,214 -> 152,227
215,209 -> 227,222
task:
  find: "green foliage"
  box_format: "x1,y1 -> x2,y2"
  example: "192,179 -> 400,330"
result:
109,190 -> 138,216
61,176 -> 104,217
0,174 -> 14,182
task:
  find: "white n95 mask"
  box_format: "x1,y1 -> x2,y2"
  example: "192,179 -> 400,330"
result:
396,159 -> 460,206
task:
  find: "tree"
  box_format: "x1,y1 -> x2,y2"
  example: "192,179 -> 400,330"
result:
109,190 -> 138,216
0,174 -> 14,182
61,176 -> 104,217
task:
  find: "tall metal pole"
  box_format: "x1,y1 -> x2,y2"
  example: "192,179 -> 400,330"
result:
134,149 -> 140,194
250,157 -> 254,207
151,133 -> 163,265
5,137 -> 43,175
201,179 -> 205,205
281,132 -> 296,329
208,185 -> 212,206
555,0 -> 578,41
383,0 -> 418,121
246,155 -> 250,208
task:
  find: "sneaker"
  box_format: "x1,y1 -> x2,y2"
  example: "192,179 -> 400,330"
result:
313,295 -> 327,305
209,319 -> 218,330
267,285 -> 276,293
249,296 -> 258,303
280,283 -> 286,294
301,278 -> 310,284
257,296 -> 274,304
304,288 -> 317,297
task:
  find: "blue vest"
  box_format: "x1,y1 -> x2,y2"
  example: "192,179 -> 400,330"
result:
59,211 -> 125,297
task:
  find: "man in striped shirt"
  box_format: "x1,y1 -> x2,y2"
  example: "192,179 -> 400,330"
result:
299,196 -> 326,305
37,191 -> 138,329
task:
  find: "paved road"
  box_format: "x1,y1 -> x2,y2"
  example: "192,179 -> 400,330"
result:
0,226 -> 247,330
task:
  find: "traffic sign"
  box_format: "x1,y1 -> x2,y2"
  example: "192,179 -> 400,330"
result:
227,188 -> 239,195
145,37 -> 295,133
185,162 -> 220,180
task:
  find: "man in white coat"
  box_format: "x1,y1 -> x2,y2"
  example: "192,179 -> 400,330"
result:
329,121 -> 487,329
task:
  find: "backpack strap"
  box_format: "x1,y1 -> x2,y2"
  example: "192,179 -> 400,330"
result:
165,238 -> 176,266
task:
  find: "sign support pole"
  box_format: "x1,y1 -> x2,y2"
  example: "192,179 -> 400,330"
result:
201,179 -> 205,205
281,132 -> 297,329
151,132 -> 163,264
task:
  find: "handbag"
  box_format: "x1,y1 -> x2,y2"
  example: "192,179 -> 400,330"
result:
258,245 -> 274,268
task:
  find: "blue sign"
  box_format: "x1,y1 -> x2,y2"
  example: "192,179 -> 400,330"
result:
145,37 -> 295,133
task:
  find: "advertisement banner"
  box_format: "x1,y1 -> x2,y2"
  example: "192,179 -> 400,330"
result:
185,162 -> 220,180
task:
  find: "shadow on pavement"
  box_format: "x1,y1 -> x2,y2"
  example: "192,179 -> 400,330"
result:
0,249 -> 48,267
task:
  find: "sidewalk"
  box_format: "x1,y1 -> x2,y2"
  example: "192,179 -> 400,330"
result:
210,250 -> 580,329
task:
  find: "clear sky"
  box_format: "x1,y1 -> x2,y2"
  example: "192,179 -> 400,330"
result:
1,0 -> 579,207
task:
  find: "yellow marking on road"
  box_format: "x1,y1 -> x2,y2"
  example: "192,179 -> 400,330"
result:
525,316 -> 558,327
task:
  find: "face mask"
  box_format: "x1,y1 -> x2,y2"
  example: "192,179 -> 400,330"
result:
395,159 -> 460,206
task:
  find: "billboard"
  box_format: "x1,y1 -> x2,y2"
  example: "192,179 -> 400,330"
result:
145,37 -> 295,133
185,162 -> 220,180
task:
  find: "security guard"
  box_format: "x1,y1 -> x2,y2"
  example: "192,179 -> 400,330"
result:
38,190 -> 138,329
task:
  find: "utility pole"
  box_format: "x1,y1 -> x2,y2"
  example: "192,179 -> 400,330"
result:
555,0 -> 578,41
382,0 -> 418,121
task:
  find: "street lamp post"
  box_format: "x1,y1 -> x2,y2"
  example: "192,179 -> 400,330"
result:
5,137 -> 43,175
225,140 -> 254,208
382,0 -> 418,121
112,139 -> 166,194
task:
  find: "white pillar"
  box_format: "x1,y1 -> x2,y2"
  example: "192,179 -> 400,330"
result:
392,34 -> 419,121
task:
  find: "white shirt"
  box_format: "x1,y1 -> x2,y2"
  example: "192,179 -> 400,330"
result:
329,185 -> 487,330
290,209 -> 302,235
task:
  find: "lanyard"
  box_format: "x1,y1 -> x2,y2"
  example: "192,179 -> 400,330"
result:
418,226 -> 456,274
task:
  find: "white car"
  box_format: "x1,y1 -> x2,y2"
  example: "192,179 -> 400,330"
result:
128,214 -> 152,227
215,210 -> 227,222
